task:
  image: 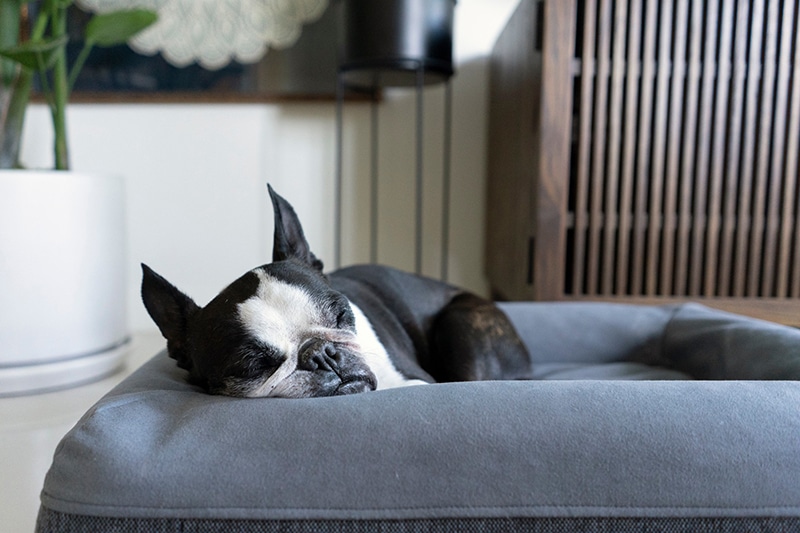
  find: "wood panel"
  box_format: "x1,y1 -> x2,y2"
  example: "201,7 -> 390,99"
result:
572,0 -> 597,296
486,0 -> 800,326
485,0 -> 539,299
532,0 -> 577,300
674,0 -> 703,296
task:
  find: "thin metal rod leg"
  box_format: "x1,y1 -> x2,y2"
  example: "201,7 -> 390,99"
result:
370,92 -> 379,263
334,74 -> 344,270
441,81 -> 452,281
415,66 -> 425,275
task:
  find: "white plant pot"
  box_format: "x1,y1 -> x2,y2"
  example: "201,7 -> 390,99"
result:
0,170 -> 128,396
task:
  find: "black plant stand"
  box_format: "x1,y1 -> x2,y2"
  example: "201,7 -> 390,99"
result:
334,0 -> 455,280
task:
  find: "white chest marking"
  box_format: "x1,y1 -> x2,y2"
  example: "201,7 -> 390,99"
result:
349,303 -> 427,390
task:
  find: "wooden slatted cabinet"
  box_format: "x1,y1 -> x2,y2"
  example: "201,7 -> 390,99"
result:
486,0 -> 800,326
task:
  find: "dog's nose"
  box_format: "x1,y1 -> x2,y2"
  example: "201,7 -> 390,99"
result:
298,340 -> 341,372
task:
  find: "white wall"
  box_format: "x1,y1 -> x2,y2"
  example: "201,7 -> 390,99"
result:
19,0 -> 520,333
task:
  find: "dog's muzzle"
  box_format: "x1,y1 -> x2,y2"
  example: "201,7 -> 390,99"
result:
299,339 -> 377,395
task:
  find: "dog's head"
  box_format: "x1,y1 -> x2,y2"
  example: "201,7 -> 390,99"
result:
141,186 -> 377,398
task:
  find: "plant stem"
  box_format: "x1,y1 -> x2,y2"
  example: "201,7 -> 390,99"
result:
30,4 -> 49,41
0,68 -> 31,168
68,43 -> 92,93
0,0 -> 20,88
0,3 -> 52,169
0,0 -> 21,167
51,2 -> 69,170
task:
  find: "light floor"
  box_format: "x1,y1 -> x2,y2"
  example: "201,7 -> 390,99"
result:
0,332 -> 164,533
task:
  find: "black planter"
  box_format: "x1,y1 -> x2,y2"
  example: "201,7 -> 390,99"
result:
338,0 -> 456,89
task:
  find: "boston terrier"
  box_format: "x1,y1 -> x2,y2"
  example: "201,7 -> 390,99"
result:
141,186 -> 531,398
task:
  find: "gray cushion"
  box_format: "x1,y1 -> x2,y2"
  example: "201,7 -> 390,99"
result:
37,303 -> 800,528
502,301 -> 800,378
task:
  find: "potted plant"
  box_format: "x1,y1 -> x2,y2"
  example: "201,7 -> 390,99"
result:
0,1 -> 156,395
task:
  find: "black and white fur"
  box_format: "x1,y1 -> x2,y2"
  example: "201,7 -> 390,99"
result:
141,186 -> 531,398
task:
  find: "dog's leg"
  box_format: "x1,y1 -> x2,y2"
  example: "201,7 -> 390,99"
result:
427,293 -> 533,382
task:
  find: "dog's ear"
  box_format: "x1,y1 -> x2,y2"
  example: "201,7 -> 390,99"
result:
268,184 -> 324,271
140,264 -> 199,371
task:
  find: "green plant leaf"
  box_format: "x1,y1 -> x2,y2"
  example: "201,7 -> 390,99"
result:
0,36 -> 68,71
0,0 -> 24,87
84,9 -> 157,47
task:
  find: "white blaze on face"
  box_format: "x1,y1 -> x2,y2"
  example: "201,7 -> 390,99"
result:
238,270 -> 322,351
237,270 -> 324,397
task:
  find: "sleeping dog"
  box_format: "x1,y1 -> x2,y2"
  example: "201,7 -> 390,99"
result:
141,186 -> 531,398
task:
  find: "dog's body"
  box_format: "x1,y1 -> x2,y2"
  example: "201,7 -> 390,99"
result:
141,186 -> 531,398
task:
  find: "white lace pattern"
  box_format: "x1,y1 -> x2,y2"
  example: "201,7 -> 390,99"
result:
76,0 -> 328,70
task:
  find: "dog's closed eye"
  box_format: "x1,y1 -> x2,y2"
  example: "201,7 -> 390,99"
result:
335,309 -> 355,330
233,341 -> 283,379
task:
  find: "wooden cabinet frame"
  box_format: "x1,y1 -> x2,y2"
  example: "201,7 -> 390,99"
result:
487,0 -> 800,326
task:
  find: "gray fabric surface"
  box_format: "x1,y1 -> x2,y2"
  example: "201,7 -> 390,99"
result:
38,303 -> 800,524
497,302 -> 677,365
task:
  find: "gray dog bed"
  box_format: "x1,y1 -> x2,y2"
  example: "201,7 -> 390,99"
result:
37,302 -> 800,532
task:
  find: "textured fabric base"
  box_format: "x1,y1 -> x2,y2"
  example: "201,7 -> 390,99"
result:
36,508 -> 800,533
